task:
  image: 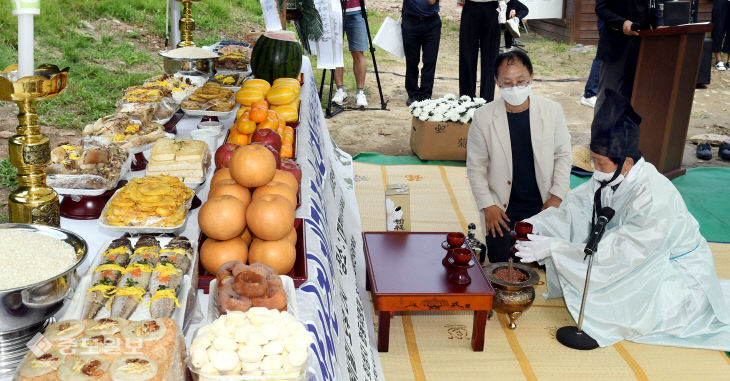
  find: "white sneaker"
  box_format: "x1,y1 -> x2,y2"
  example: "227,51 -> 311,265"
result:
332,88 -> 348,105
715,61 -> 726,71
355,92 -> 368,108
580,95 -> 597,108
506,18 -> 521,38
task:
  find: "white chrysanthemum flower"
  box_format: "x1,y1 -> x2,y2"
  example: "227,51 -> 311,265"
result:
460,95 -> 471,101
460,115 -> 471,124
419,114 -> 428,121
467,109 -> 475,118
474,98 -> 486,105
456,105 -> 467,113
432,114 -> 445,122
443,93 -> 456,100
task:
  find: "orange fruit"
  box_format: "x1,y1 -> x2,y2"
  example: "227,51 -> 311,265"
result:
250,107 -> 268,123
257,119 -> 277,131
231,133 -> 249,146
280,144 -> 293,158
237,119 -> 256,135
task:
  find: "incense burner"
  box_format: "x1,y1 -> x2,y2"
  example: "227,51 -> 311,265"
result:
0,64 -> 69,226
485,262 -> 539,329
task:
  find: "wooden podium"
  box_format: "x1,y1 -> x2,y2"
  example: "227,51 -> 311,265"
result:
631,24 -> 713,179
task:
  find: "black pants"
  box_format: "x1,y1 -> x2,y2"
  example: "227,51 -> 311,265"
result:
595,38 -> 640,113
401,13 -> 442,100
459,1 -> 500,101
712,0 -> 730,54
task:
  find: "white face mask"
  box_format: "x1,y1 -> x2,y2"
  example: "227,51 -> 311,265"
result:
500,84 -> 531,106
593,169 -> 624,187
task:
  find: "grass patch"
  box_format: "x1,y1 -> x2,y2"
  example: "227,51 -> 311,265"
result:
0,158 -> 18,190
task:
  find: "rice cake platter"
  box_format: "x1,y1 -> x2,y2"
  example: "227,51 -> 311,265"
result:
63,236 -> 198,333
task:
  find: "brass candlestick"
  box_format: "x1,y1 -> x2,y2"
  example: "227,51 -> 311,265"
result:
177,0 -> 202,48
0,64 -> 69,227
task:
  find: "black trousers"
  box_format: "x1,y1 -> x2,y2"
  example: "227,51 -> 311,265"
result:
595,38 -> 640,113
712,0 -> 730,54
401,13 -> 442,100
459,1 -> 500,101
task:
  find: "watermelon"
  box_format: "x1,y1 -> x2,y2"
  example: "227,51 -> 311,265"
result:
250,32 -> 303,83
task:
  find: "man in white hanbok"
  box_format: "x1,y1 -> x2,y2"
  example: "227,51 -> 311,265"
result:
515,90 -> 730,350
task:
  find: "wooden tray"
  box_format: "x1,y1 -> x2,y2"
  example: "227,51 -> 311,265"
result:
197,218 -> 307,293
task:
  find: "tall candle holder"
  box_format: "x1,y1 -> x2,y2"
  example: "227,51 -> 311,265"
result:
177,0 -> 202,48
0,64 -> 69,226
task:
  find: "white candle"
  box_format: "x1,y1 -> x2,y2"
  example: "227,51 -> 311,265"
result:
17,14 -> 34,77
12,0 -> 41,78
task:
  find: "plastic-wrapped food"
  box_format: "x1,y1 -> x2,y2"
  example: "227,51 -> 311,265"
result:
46,144 -> 131,191
14,318 -> 186,381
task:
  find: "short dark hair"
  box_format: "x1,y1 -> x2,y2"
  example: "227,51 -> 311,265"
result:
494,50 -> 534,77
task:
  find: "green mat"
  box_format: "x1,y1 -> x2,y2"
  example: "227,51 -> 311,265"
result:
353,153 -> 730,243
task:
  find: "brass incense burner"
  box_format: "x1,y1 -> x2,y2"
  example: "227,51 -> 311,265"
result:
485,262 -> 540,329
0,64 -> 69,227
177,0 -> 202,48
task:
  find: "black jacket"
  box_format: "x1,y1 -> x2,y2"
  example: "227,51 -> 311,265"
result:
507,0 -> 529,21
595,0 -> 663,62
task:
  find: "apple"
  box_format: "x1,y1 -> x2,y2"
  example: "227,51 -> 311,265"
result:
251,128 -> 282,153
281,159 -> 302,184
215,143 -> 239,169
252,142 -> 281,169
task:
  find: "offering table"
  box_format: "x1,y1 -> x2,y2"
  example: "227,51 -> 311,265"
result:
362,232 -> 495,352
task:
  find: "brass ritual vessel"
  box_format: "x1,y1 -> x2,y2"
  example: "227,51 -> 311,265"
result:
0,64 -> 69,227
177,0 -> 202,48
485,262 -> 540,329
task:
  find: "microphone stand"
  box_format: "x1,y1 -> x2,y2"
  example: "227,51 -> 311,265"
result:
555,206 -> 615,350
555,251 -> 599,350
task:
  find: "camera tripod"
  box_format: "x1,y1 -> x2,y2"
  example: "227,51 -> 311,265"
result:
319,0 -> 388,118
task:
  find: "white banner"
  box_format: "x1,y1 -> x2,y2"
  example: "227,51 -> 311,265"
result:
294,57 -> 384,380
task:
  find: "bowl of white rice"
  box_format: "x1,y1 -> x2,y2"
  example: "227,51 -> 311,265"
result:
0,223 -> 87,333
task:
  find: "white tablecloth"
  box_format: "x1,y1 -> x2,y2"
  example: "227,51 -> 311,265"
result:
34,57 -> 385,381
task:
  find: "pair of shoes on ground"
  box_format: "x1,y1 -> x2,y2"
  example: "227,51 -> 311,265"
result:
580,95 -> 597,108
715,61 -> 730,71
696,141 -> 730,160
406,95 -> 433,106
332,88 -> 368,108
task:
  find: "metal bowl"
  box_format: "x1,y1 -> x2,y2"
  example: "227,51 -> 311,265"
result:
0,223 -> 88,333
160,53 -> 217,78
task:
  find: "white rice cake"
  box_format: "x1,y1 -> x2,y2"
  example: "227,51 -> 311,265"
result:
150,138 -> 206,162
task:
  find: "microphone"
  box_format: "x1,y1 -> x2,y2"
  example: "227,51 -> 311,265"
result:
584,207 -> 615,256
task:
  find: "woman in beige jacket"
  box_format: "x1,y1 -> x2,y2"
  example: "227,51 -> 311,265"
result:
467,50 -> 572,263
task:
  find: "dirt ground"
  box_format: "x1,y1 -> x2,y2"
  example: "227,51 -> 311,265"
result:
327,1 -> 730,169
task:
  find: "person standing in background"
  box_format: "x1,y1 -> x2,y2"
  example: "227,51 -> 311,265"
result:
580,18 -> 604,108
503,0 -> 528,50
402,0 -> 442,106
594,0 -> 662,112
332,0 -> 370,108
711,0 -> 730,70
459,0 -> 500,101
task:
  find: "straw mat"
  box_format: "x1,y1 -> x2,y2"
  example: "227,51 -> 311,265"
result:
354,162 -> 730,380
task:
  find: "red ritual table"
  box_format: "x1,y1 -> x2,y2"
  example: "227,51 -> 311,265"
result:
362,232 -> 495,352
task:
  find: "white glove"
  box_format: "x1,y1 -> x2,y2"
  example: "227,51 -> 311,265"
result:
514,234 -> 552,263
